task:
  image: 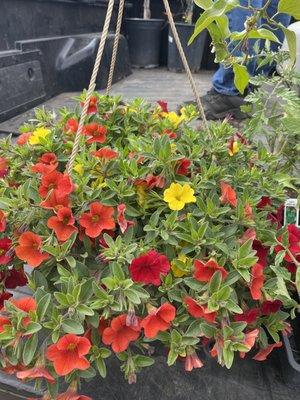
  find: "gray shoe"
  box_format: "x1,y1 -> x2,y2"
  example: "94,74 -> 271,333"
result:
181,89 -> 249,120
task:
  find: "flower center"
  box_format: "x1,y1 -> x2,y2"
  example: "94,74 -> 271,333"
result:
0,249 -> 4,255
63,217 -> 69,224
67,343 -> 77,351
92,215 -> 99,223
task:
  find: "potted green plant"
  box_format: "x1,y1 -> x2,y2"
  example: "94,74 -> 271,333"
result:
126,0 -> 164,68
167,0 -> 207,72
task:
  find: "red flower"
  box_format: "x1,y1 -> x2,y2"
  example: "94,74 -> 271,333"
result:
220,181 -> 237,207
253,342 -> 282,361
81,95 -> 98,115
157,100 -> 168,113
275,224 -> 300,262
244,203 -> 253,219
47,207 -> 78,242
46,334 -> 91,376
83,123 -> 107,144
163,129 -> 177,139
0,210 -> 6,232
234,308 -> 260,324
253,240 -> 269,268
15,232 -> 50,268
0,316 -> 11,332
57,390 -> 92,400
92,147 -> 118,160
40,192 -> 70,211
184,296 -> 216,323
0,157 -> 8,178
141,303 -> 176,338
176,158 -> 191,176
64,118 -> 79,134
16,132 -> 32,146
135,174 -> 165,190
129,250 -> 170,286
0,292 -> 12,309
79,202 -> 115,238
184,352 -> 203,371
16,366 -> 55,383
39,171 -> 74,199
31,153 -> 58,175
0,267 -> 27,289
0,238 -> 12,265
261,300 -> 282,315
102,314 -> 141,353
194,258 -> 228,282
249,263 -> 264,300
257,196 -> 272,209
117,204 -> 134,234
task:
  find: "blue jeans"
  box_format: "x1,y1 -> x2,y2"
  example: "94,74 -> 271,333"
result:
212,0 -> 291,96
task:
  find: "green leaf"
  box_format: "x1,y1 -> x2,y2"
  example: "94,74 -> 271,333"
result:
278,0 -> 300,19
77,304 -> 94,316
295,267 -> 300,295
134,355 -> 155,368
281,26 -> 297,64
24,322 -> 42,335
233,64 -> 249,95
185,320 -> 203,337
62,319 -> 84,334
23,334 -> 38,365
231,28 -> 280,43
189,0 -> 239,44
36,293 -> 51,320
201,322 -> 217,338
124,288 -> 141,305
223,341 -> 234,368
96,357 -> 107,378
209,271 -> 222,294
167,349 -> 178,366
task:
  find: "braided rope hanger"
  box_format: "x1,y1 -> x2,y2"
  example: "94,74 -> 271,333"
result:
67,0 -> 209,174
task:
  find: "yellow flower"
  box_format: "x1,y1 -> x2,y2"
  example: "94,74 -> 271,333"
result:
91,177 -> 107,189
171,254 -> 190,277
162,112 -> 184,128
163,183 -> 196,211
74,164 -> 84,175
228,140 -> 239,156
28,127 -> 51,145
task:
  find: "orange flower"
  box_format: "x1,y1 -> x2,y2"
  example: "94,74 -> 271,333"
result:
40,192 -> 70,211
39,171 -> 74,199
79,202 -> 115,238
31,153 -> 58,175
194,258 -> 228,282
92,147 -> 118,160
249,263 -> 264,300
184,296 -> 216,323
0,157 -> 8,178
81,95 -> 98,115
57,390 -> 92,400
16,132 -> 32,146
117,204 -> 134,234
0,210 -> 6,232
184,352 -> 203,371
244,203 -> 253,219
219,181 -> 237,207
64,118 -> 79,135
141,303 -> 176,338
46,334 -> 91,376
239,329 -> 259,359
83,123 -> 107,144
10,297 -> 37,327
15,232 -> 49,268
253,342 -> 282,361
0,316 -> 11,332
102,314 -> 141,353
47,207 -> 78,241
16,366 -> 55,383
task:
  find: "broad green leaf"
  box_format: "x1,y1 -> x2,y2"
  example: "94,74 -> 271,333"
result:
278,0 -> 300,19
209,271 -> 222,294
24,322 -> 42,336
96,357 -> 107,378
281,26 -> 297,64
62,319 -> 84,334
231,28 -> 280,43
134,355 -> 155,368
295,267 -> 300,295
233,64 -> 249,94
23,334 -> 38,365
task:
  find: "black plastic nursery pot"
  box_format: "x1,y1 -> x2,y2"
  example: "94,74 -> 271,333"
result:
280,312 -> 300,386
167,23 -> 207,73
125,18 -> 164,68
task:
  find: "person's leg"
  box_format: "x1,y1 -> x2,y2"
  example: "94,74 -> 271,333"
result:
212,0 -> 263,96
